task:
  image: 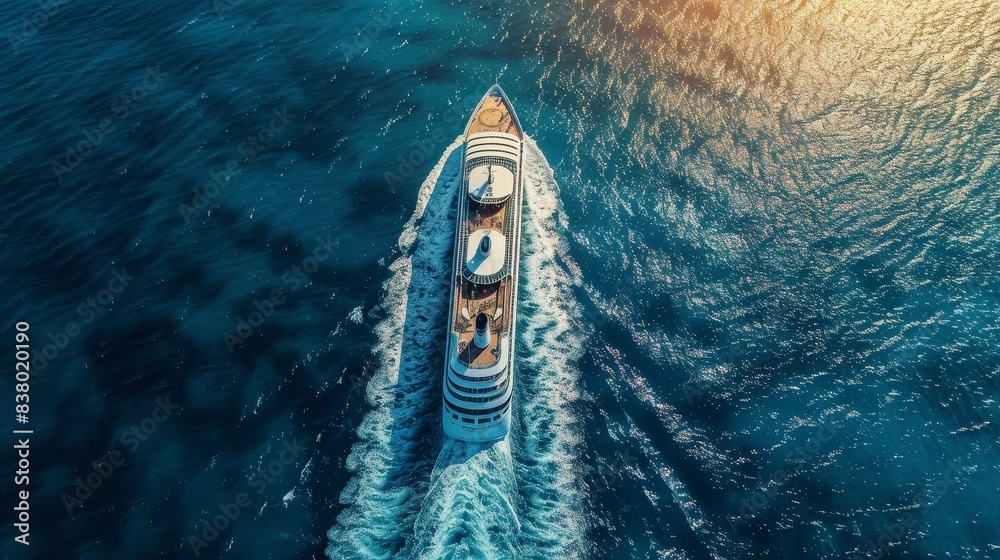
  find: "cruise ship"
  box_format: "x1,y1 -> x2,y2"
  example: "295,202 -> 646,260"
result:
441,85 -> 524,442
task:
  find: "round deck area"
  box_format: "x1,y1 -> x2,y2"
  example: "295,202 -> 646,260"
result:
465,229 -> 506,281
468,165 -> 514,202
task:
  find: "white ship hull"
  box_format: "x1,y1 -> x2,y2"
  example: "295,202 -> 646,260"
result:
441,85 -> 524,442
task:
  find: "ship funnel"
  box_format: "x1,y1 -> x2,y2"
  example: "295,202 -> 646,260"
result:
473,313 -> 490,349
479,235 -> 491,255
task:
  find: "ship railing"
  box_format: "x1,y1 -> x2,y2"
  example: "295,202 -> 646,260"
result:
470,194 -> 511,205
464,268 -> 507,285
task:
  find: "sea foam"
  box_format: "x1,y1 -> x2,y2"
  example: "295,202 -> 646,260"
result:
327,136 -> 587,560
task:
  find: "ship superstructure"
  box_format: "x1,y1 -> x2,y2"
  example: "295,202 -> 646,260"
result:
441,85 -> 524,442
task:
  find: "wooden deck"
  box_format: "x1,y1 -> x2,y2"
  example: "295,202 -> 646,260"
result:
467,201 -> 506,236
451,89 -> 519,369
453,210 -> 511,368
467,95 -> 520,136
457,329 -> 502,367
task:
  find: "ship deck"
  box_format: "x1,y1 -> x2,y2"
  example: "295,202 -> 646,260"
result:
450,86 -> 521,370
452,174 -> 511,369
466,95 -> 520,136
453,279 -> 509,367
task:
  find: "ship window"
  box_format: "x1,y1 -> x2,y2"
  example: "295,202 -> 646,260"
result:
478,418 -> 491,424
446,380 -> 510,403
454,370 -> 505,382
493,415 -> 500,421
443,393 -> 513,417
452,414 -> 458,419
448,375 -> 509,396
462,417 -> 475,424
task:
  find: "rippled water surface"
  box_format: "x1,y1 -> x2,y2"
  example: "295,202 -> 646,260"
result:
1,0 -> 998,558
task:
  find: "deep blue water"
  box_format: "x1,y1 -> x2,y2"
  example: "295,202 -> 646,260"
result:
1,0 -> 999,558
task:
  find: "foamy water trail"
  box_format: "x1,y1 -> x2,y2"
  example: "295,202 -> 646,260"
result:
403,438 -> 522,560
510,138 -> 588,558
327,136 -> 587,560
327,138 -> 464,559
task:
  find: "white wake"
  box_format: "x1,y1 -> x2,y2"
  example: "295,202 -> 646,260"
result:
327,137 -> 588,560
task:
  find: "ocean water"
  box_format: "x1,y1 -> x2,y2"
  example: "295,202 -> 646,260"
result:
1,0 -> 998,559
